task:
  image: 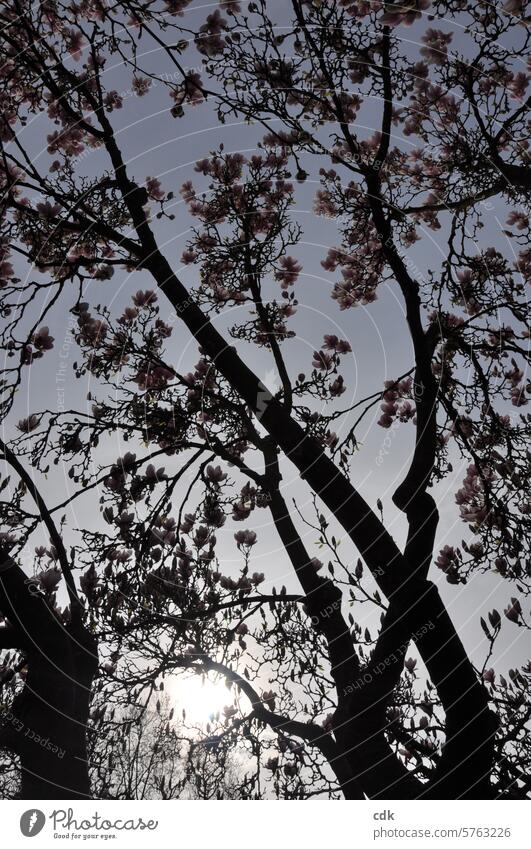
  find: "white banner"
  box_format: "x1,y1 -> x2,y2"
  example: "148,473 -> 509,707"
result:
0,800 -> 528,848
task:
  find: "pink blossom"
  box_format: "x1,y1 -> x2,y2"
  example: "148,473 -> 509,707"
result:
507,211 -> 529,231
36,201 -> 61,220
323,335 -> 352,354
182,72 -> 205,106
91,404 -> 105,419
330,375 -> 346,397
232,501 -> 251,521
118,307 -> 138,324
381,0 -> 430,28
164,0 -> 192,14
323,431 -> 339,449
65,29 -> 86,60
80,564 -> 99,596
322,713 -> 334,732
503,0 -> 524,12
284,762 -> 298,777
455,465 -> 490,527
507,72 -> 529,101
482,668 -> 495,684
47,127 -> 85,157
220,575 -> 238,590
206,464 -> 227,483
504,598 -> 522,624
37,566 -> 62,593
17,413 -> 40,432
275,256 -> 302,288
146,177 -> 165,201
132,77 -> 151,97
262,689 -> 276,710
312,350 -> 333,371
132,290 -> 157,307
195,10 -> 228,57
234,529 -> 257,547
104,91 -> 123,111
145,464 -> 166,483
420,29 -> 453,66
134,365 -> 173,390
219,1 -> 241,11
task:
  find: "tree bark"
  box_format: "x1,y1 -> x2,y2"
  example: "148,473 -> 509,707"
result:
0,551 -> 98,799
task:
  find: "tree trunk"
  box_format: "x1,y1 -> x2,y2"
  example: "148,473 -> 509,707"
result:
0,551 -> 98,799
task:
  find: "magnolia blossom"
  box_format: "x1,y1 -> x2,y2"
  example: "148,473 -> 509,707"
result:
262,689 -> 276,710
455,465 -> 491,528
381,0 -> 430,27
145,177 -> 165,201
312,350 -> 333,371
47,126 -> 85,157
171,72 -> 205,117
37,566 -> 62,594
283,762 -> 298,777
80,564 -> 100,596
435,545 -> 461,583
420,29 -> 453,66
322,335 -> 352,354
206,464 -> 227,483
164,0 -> 192,15
36,201 -> 61,220
145,464 -> 166,483
132,76 -> 151,97
232,501 -> 252,521
274,256 -> 302,288
234,529 -> 257,548
377,377 -> 415,427
17,413 -> 40,432
132,289 -> 157,307
507,72 -> 529,101
504,598 -> 522,624
219,1 -> 241,12
65,28 -> 86,60
195,10 -> 228,57
104,91 -> 123,111
329,375 -> 346,397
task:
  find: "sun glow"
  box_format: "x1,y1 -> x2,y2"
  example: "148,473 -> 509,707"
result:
168,674 -> 234,725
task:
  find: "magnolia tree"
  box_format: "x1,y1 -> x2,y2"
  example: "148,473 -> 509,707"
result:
0,0 -> 530,800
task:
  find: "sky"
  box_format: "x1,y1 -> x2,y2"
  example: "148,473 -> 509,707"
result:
1,0 -> 529,723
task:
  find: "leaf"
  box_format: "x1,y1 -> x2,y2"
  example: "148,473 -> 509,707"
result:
480,617 -> 491,640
